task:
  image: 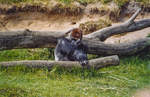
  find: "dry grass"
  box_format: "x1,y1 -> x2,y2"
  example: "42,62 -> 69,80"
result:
79,19 -> 112,34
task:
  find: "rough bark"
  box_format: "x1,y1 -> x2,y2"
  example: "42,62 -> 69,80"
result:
0,29 -> 58,50
0,55 -> 119,70
0,28 -> 73,50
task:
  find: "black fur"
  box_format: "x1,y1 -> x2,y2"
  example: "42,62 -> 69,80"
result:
54,37 -> 88,66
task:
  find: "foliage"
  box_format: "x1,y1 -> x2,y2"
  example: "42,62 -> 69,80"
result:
114,0 -> 129,7
135,0 -> 150,4
0,0 -> 49,4
101,0 -> 112,4
0,0 -> 148,9
0,0 -> 142,6
0,49 -> 150,97
58,0 -> 72,4
0,0 -> 28,4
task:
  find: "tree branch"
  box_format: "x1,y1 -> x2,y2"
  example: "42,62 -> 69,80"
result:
125,8 -> 141,25
0,55 -> 119,70
85,8 -> 150,41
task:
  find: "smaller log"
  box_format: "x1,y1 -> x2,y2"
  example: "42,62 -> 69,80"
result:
0,55 -> 119,70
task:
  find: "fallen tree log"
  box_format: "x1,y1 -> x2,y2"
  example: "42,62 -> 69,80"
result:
85,8 -> 150,41
83,38 -> 150,55
0,55 -> 119,70
85,19 -> 150,41
0,29 -> 150,55
0,8 -> 150,56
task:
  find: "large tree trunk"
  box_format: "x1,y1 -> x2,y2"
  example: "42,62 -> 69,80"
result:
83,38 -> 150,55
0,29 -> 150,55
0,55 -> 119,70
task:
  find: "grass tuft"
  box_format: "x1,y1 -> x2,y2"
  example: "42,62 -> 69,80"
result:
114,0 -> 129,7
79,19 -> 112,34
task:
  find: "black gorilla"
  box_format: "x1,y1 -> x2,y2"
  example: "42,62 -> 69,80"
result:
54,29 -> 88,66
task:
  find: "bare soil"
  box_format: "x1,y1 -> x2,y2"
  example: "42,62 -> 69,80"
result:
0,12 -> 102,31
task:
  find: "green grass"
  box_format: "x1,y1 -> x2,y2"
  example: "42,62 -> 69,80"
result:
135,0 -> 150,4
0,0 -> 149,10
114,0 -> 129,7
0,49 -> 150,97
0,0 -> 148,6
0,0 -> 50,5
0,0 -> 115,4
0,48 -> 54,62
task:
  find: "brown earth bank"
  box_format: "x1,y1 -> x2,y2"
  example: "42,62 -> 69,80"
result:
0,1 -> 150,43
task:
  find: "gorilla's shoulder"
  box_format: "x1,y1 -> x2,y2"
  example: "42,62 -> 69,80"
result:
57,38 -> 72,45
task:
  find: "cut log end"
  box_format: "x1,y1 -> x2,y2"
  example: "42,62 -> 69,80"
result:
0,55 -> 119,70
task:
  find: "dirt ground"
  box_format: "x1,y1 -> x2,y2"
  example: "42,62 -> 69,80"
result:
0,12 -> 101,31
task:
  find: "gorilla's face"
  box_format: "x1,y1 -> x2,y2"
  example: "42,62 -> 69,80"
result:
71,28 -> 82,40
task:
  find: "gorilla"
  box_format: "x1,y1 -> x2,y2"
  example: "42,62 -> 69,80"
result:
54,28 -> 88,66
